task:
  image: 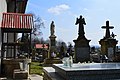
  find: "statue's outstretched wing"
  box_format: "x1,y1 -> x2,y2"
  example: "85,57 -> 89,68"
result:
75,18 -> 79,25
83,18 -> 86,25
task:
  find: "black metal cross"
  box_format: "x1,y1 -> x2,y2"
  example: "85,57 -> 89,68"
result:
101,21 -> 114,38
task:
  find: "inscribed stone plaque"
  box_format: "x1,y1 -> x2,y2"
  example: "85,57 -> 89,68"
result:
108,47 -> 113,61
76,47 -> 90,62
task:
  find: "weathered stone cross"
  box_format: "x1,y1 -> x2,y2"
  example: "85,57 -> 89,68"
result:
101,21 -> 114,38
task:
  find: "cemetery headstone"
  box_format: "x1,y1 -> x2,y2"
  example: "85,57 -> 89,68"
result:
59,42 -> 65,58
73,15 -> 91,62
99,21 -> 118,61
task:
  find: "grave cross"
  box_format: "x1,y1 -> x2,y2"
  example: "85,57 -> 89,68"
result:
101,21 -> 114,39
68,44 -> 73,48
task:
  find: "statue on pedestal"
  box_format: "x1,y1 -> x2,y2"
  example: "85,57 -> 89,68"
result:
75,15 -> 86,38
49,21 -> 57,58
44,21 -> 62,66
50,21 -> 55,36
74,15 -> 90,62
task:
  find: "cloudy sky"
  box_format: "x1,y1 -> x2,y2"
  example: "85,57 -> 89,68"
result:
26,0 -> 120,46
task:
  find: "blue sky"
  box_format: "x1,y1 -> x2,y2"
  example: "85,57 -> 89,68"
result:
26,0 -> 120,46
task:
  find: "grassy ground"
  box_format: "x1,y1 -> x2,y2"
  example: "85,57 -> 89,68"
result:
30,61 -> 43,76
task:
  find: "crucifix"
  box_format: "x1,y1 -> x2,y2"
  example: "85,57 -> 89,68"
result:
101,21 -> 114,39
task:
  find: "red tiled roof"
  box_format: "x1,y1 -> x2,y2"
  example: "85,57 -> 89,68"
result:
35,44 -> 48,49
1,13 -> 33,29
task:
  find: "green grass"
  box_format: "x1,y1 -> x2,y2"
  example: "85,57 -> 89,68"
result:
30,62 -> 43,76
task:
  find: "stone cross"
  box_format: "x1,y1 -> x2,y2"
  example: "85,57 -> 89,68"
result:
101,21 -> 114,39
68,44 -> 73,48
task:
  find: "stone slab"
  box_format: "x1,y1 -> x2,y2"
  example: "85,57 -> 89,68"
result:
13,69 -> 28,79
44,58 -> 62,66
43,67 -> 64,80
53,63 -> 120,80
29,74 -> 43,80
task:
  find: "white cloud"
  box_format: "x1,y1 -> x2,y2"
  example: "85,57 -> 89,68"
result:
48,4 -> 70,15
83,8 -> 88,11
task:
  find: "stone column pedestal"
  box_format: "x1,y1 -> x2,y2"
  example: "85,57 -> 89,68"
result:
99,38 -> 118,61
44,35 -> 62,66
73,38 -> 91,63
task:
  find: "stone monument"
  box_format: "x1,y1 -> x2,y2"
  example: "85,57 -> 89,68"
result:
73,15 -> 91,62
44,21 -> 61,66
49,21 -> 56,58
99,21 -> 118,61
59,42 -> 65,58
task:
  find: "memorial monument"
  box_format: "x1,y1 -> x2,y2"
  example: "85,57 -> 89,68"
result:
99,21 -> 118,61
49,21 -> 57,58
73,15 -> 91,62
59,42 -> 65,58
44,21 -> 62,66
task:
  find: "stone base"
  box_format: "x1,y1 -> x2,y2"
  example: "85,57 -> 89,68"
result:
2,59 -> 31,78
73,38 -> 90,62
43,67 -> 64,80
44,58 -> 62,66
99,38 -> 118,56
75,47 -> 90,62
13,69 -> 28,79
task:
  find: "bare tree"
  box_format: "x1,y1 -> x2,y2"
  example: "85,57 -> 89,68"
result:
20,13 -> 45,49
32,13 -> 45,37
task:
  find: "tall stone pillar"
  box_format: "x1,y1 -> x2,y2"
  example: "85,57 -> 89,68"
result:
44,21 -> 61,66
48,35 -> 56,58
73,15 -> 91,63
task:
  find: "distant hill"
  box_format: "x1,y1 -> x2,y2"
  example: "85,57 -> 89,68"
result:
90,45 -> 100,48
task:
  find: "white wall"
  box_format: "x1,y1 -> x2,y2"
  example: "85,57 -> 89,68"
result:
0,0 -> 7,50
0,0 -> 7,24
0,0 -> 7,73
0,0 -> 7,46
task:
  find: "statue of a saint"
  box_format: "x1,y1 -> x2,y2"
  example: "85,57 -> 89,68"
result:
111,32 -> 116,39
75,15 -> 86,38
50,21 -> 55,35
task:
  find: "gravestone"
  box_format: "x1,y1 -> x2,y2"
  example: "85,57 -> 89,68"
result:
59,42 -> 65,58
44,21 -> 61,66
108,47 -> 114,61
68,44 -> 74,57
99,21 -> 118,61
73,15 -> 91,62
